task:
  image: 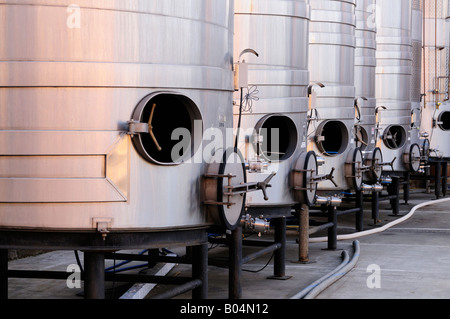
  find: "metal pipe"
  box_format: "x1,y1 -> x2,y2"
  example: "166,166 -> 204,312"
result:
192,244 -> 208,299
336,207 -> 362,216
309,222 -> 335,235
229,226 -> 242,299
7,269 -> 197,286
355,190 -> 364,232
84,251 -> 105,299
435,161 -> 442,199
388,176 -> 400,215
104,252 -> 191,265
442,163 -> 448,196
150,279 -> 203,300
327,206 -> 338,250
298,205 -> 310,263
372,191 -> 380,224
241,243 -> 282,265
273,217 -> 286,278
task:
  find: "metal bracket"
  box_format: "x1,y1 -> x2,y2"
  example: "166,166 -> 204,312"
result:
127,120 -> 149,136
93,218 -> 112,241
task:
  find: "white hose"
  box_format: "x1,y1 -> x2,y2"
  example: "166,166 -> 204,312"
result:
309,196 -> 450,243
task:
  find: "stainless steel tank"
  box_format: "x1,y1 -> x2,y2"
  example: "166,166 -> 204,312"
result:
355,0 -> 377,151
408,0 -> 427,171
233,0 -> 314,208
354,0 -> 388,185
0,0 -> 236,232
308,0 -> 361,193
410,0 -> 423,146
375,0 -> 420,172
420,0 -> 450,158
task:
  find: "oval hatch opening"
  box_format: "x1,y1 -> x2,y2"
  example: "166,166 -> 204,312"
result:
438,111 -> 450,131
255,115 -> 298,162
383,125 -> 406,150
131,93 -> 203,165
315,120 -> 349,156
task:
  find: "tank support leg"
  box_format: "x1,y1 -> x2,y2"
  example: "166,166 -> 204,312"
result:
84,251 -> 105,299
298,205 -> 309,263
0,249 -> 7,299
442,162 -> 448,197
371,190 -> 380,225
404,172 -> 410,204
389,176 -> 400,216
229,226 -> 242,299
435,161 -> 442,199
327,205 -> 337,250
356,190 -> 364,232
192,243 -> 208,299
270,217 -> 290,279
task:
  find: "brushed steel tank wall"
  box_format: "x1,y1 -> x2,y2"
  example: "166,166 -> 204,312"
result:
375,0 -> 413,171
420,0 -> 450,157
0,0 -> 236,230
355,0 -> 377,149
410,0 -> 423,145
308,0 -> 357,191
233,0 -> 311,205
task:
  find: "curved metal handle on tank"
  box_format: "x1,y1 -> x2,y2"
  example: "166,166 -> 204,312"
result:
355,127 -> 369,146
385,130 -> 399,149
379,157 -> 397,171
148,103 -> 162,152
256,172 -> 276,201
308,167 -> 338,188
325,167 -> 338,188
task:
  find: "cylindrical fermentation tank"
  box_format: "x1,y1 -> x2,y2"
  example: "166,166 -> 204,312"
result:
308,0 -> 361,192
410,0 -> 423,147
354,0 -> 387,185
375,0 -> 422,172
420,0 -> 450,158
355,0 -> 377,151
0,1 -> 236,233
233,0 -> 314,208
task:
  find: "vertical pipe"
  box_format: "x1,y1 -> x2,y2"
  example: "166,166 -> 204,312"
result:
273,217 -> 286,278
372,190 -> 380,224
229,226 -> 242,299
298,205 -> 310,263
442,162 -> 448,197
392,177 -> 400,215
435,161 -> 442,199
404,172 -> 411,204
192,243 -> 208,299
328,206 -> 338,250
147,249 -> 159,269
355,190 -> 364,232
0,249 -> 7,299
84,251 -> 105,299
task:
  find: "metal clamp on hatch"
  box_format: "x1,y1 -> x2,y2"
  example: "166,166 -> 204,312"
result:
403,143 -> 422,173
293,151 -> 341,207
345,148 -> 366,190
203,148 -> 276,230
127,103 -> 162,151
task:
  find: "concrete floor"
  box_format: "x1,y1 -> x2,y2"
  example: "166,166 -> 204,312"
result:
3,190 -> 450,300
